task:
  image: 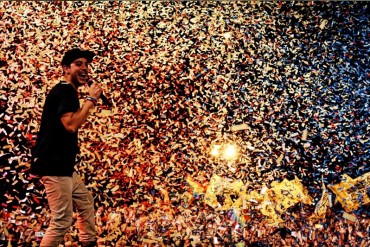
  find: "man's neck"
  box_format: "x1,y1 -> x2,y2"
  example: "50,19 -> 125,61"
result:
63,76 -> 78,91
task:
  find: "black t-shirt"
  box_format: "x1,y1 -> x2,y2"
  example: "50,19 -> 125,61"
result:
31,82 -> 80,176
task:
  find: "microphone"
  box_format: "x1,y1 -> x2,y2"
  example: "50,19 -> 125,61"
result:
87,80 -> 112,107
99,92 -> 113,108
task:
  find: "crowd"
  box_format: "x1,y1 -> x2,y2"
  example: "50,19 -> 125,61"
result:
1,204 -> 370,246
1,1 -> 370,246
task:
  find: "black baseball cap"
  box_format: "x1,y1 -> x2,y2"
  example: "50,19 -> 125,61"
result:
61,48 -> 95,66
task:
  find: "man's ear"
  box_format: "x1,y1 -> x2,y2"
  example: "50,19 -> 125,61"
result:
62,65 -> 70,74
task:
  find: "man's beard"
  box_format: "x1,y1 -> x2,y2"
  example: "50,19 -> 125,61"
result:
71,72 -> 86,88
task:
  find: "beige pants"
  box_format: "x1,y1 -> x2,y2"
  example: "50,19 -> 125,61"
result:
40,172 -> 96,247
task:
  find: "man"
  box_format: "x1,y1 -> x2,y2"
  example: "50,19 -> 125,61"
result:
270,227 -> 297,246
31,48 -> 102,247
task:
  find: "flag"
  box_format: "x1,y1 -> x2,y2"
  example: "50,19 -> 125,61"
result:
203,175 -> 245,210
259,184 -> 284,226
314,181 -> 330,219
328,172 -> 370,212
185,175 -> 208,208
185,175 -> 207,195
260,201 -> 284,226
270,176 -> 313,213
233,189 -> 264,209
204,174 -> 223,208
221,179 -> 244,210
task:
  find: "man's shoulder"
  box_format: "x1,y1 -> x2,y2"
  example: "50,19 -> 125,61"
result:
54,81 -> 72,89
49,82 -> 74,95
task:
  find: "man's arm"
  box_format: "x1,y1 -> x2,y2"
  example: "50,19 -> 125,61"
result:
61,82 -> 101,133
61,100 -> 95,133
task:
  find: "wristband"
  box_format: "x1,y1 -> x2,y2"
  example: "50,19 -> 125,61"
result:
86,96 -> 98,106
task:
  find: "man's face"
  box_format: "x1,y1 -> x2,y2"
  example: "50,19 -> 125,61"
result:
65,57 -> 90,87
284,234 -> 293,243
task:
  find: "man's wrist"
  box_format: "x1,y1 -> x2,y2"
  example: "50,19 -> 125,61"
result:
86,96 -> 98,106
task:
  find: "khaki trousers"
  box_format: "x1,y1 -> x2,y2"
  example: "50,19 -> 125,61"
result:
40,172 -> 96,247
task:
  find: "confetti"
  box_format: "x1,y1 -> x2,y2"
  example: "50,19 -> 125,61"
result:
1,1 -> 370,246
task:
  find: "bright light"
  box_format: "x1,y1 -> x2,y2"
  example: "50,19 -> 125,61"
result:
211,144 -> 222,157
222,144 -> 238,160
210,142 -> 240,161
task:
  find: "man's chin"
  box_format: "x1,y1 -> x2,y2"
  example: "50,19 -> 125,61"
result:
71,78 -> 87,88
78,77 -> 88,84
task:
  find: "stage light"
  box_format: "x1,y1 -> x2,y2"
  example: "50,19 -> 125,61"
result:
222,143 -> 238,161
211,144 -> 222,157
